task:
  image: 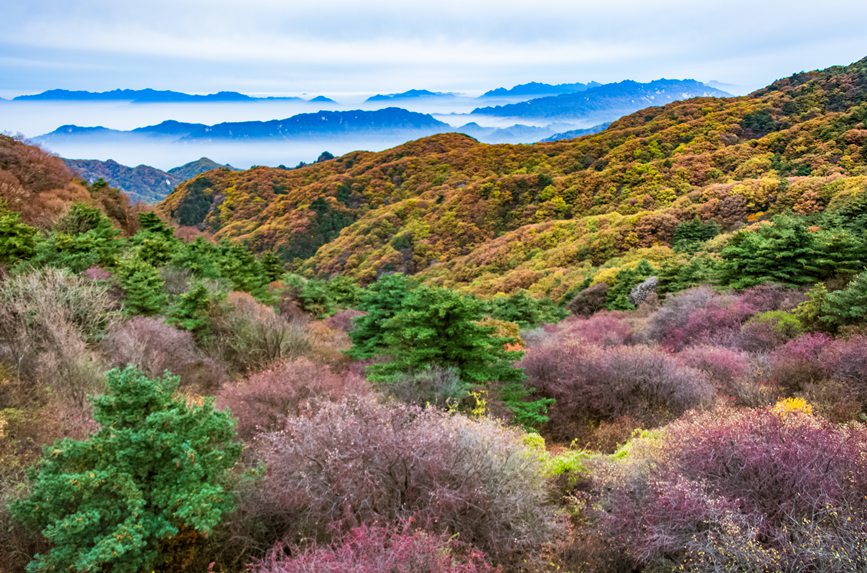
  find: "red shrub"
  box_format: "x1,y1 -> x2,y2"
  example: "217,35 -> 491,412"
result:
215,358 -> 367,440
247,397 -> 560,566
524,342 -> 714,441
586,408 -> 867,572
818,335 -> 867,410
101,317 -> 228,390
556,312 -> 633,347
254,524 -> 499,573
767,333 -> 833,392
677,345 -> 751,393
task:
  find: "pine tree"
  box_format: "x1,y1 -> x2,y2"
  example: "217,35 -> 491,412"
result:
367,284 -> 524,384
259,250 -> 285,283
168,282 -> 219,334
348,273 -> 418,359
12,367 -> 240,573
0,207 -> 36,265
116,257 -> 167,315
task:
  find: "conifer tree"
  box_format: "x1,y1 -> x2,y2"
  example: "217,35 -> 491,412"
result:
348,273 -> 418,359
116,257 -> 167,315
12,367 -> 240,573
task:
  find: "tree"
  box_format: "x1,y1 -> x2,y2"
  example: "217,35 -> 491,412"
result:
719,215 -> 864,289
0,206 -> 36,265
367,284 -> 524,384
116,257 -> 167,316
819,270 -> 867,330
672,217 -> 719,253
606,260 -> 656,310
31,203 -> 122,272
348,273 -> 418,359
259,251 -> 284,283
12,367 -> 240,573
168,282 -> 221,334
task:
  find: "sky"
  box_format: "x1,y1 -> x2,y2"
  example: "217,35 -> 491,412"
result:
1,0 -> 866,98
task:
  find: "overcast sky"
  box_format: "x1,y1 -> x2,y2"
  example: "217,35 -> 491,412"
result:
1,0 -> 865,97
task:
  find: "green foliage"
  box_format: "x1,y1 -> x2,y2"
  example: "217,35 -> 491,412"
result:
486,290 -> 566,328
116,257 -> 167,316
137,212 -> 174,238
170,237 -> 222,279
259,251 -> 285,283
500,381 -> 555,430
216,241 -> 268,297
672,218 -> 720,253
349,273 -> 419,359
11,367 -> 240,573
719,215 -> 866,289
818,270 -> 867,330
286,274 -> 362,318
657,255 -> 719,294
168,283 -> 221,334
748,310 -> 804,338
606,260 -> 655,310
31,204 -> 123,272
366,284 -> 524,384
0,207 -> 36,265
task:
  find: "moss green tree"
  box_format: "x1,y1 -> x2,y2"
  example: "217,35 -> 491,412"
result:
11,367 -> 240,573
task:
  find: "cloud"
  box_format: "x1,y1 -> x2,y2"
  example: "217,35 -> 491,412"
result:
1,0 -> 865,94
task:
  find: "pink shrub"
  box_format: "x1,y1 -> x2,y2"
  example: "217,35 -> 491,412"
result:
818,336 -> 867,410
101,317 -> 228,390
767,333 -> 833,392
556,312 -> 633,347
248,397 -> 560,566
677,345 -> 750,392
254,524 -> 499,573
586,407 -> 867,572
81,266 -> 112,282
738,283 -> 805,312
215,358 -> 367,440
523,342 -> 715,441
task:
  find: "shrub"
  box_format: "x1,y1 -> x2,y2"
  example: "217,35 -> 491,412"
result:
579,407 -> 867,573
207,292 -> 311,373
817,335 -> 867,413
739,310 -> 803,351
646,287 -> 755,350
384,365 -> 470,409
0,206 -> 36,266
555,312 -> 633,347
250,397 -> 560,566
100,317 -> 228,391
767,333 -> 833,393
0,268 -> 115,406
254,524 -> 499,573
11,367 -> 241,573
215,358 -> 367,440
677,345 -> 751,395
565,281 -> 608,316
523,342 -> 714,441
486,290 -> 566,328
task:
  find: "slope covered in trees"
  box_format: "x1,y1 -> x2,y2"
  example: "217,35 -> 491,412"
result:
161,56 -> 867,298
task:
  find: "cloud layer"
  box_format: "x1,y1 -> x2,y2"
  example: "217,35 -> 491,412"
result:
1,0 -> 865,96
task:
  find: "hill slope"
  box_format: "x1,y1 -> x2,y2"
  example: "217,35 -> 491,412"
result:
160,56 -> 867,296
64,157 -> 237,203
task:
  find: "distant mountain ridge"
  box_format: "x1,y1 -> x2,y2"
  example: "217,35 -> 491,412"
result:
14,89 -> 316,103
480,81 -> 600,98
63,156 -> 236,203
365,90 -> 456,102
473,79 -> 729,120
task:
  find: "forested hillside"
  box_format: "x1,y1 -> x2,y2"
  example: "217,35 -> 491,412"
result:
161,57 -> 867,298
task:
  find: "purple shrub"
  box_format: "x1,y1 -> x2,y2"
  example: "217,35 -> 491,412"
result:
767,333 -> 833,392
322,308 -> 365,333
739,283 -> 805,312
248,397 -> 560,566
818,335 -> 867,411
585,407 -> 867,572
253,524 -> 500,573
676,345 -> 750,394
556,312 -> 633,347
215,358 -> 368,440
523,342 -> 715,441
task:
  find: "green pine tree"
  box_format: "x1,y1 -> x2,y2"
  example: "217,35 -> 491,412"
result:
0,206 -> 36,265
116,257 -> 167,315
11,367 -> 241,573
367,284 -> 524,384
348,273 -> 418,359
168,282 -> 220,334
